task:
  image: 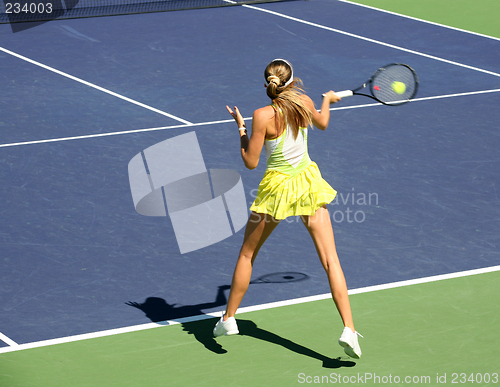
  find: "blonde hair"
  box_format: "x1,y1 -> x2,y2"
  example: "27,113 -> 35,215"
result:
264,59 -> 312,139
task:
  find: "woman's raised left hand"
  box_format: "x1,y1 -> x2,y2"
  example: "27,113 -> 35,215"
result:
226,105 -> 246,129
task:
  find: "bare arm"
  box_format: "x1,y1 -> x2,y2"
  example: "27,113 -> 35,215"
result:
226,105 -> 268,170
302,91 -> 340,130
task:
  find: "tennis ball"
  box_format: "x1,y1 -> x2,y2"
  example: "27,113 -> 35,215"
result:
391,81 -> 406,95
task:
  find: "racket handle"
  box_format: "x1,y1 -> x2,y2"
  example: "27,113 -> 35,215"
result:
334,90 -> 353,98
322,90 -> 353,99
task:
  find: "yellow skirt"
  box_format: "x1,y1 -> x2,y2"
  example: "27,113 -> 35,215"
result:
249,162 -> 337,220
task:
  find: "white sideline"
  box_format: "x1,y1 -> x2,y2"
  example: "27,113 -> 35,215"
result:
338,0 -> 500,42
0,46 -> 193,125
0,332 -> 18,347
239,3 -> 500,79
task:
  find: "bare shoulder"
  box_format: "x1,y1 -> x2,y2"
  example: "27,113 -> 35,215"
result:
299,94 -> 315,110
253,105 -> 276,120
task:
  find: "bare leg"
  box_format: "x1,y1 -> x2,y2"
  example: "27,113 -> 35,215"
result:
301,206 -> 355,332
225,212 -> 280,319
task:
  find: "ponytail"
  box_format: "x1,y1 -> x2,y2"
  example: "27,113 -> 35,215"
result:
264,59 -> 312,139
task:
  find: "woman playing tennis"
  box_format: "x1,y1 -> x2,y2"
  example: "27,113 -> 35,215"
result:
213,59 -> 362,359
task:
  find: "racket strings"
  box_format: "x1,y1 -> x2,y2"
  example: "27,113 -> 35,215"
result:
371,65 -> 417,104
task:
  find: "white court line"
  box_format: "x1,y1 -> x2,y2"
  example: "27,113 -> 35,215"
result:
232,265 -> 500,313
2,4 -> 499,149
1,88 -> 499,149
0,46 -> 193,125
0,332 -> 18,347
0,264 -> 499,355
411,88 -> 500,102
239,3 -> 500,79
0,117 -> 233,148
338,0 -> 500,43
330,88 -> 500,111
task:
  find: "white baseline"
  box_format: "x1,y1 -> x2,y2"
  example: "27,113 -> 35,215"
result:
0,265 -> 499,354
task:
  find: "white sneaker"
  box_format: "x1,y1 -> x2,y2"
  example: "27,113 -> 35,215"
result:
213,315 -> 239,337
338,327 -> 363,359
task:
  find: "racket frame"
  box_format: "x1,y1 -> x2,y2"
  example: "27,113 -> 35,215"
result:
330,63 -> 419,106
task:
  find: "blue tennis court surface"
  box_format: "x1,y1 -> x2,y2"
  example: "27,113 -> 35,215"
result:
1,0 -> 499,348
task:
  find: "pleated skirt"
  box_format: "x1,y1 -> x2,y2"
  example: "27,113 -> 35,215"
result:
249,162 -> 337,220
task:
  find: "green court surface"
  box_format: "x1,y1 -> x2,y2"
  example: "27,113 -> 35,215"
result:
1,270 -> 498,386
348,0 -> 500,39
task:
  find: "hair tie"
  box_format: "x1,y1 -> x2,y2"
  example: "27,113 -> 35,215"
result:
267,75 -> 281,86
264,59 -> 294,87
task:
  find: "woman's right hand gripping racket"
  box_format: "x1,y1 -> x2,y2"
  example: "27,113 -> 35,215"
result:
326,63 -> 419,106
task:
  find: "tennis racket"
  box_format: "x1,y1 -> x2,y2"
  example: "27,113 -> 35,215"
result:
250,272 -> 309,284
326,63 -> 418,106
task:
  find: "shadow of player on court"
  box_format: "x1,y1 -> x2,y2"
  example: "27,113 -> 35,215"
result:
181,317 -> 356,368
125,284 -> 230,322
125,285 -> 231,354
239,319 -> 356,368
126,277 -> 355,367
